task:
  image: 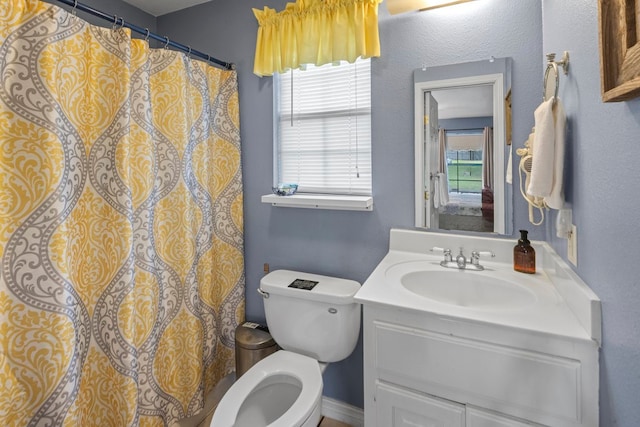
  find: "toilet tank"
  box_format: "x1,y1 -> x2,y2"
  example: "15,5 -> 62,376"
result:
260,270 -> 361,363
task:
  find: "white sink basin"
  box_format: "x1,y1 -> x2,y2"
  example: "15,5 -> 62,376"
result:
387,263 -> 537,310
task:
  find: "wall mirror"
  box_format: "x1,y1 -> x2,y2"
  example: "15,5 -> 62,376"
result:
414,58 -> 513,235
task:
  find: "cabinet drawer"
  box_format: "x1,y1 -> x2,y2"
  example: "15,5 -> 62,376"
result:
467,407 -> 539,427
374,321 -> 581,425
376,381 -> 465,427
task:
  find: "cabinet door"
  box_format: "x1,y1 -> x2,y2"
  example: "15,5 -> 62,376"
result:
376,382 -> 465,427
467,407 -> 539,427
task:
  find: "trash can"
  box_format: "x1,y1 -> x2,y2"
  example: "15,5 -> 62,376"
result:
235,322 -> 278,379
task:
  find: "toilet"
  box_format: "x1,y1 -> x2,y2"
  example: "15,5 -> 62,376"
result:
211,270 -> 361,427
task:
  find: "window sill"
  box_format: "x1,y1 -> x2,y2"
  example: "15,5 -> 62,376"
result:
261,193 -> 373,211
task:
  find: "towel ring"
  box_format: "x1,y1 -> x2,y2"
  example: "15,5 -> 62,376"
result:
543,51 -> 570,104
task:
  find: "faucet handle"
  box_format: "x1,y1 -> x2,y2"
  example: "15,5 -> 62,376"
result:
473,250 -> 495,257
471,250 -> 495,265
431,247 -> 452,262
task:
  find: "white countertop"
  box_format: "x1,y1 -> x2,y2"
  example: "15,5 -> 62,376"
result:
355,229 -> 601,345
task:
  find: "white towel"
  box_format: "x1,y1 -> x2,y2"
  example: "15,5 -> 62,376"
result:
527,98 -> 554,197
527,98 -> 566,209
433,175 -> 440,209
432,173 -> 449,210
544,99 -> 566,209
437,172 -> 449,207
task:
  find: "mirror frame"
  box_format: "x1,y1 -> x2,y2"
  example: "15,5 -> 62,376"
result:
414,58 -> 512,235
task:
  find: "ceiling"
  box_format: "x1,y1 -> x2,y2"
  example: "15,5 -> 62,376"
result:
430,85 -> 493,120
121,0 -> 212,17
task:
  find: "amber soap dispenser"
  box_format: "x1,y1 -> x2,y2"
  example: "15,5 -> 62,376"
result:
514,229 -> 536,274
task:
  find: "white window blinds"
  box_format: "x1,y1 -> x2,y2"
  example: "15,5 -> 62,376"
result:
274,58 -> 372,195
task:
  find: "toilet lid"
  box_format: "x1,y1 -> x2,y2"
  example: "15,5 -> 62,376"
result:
211,351 -> 323,427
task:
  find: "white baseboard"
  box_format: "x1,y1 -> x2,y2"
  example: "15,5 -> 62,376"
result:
321,396 -> 364,427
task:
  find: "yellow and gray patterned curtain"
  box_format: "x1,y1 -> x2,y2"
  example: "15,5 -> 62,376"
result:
0,1 -> 244,426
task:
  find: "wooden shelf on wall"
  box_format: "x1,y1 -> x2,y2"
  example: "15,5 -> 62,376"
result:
598,0 -> 640,102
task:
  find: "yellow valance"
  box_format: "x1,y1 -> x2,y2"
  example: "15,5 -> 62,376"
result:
253,0 -> 383,77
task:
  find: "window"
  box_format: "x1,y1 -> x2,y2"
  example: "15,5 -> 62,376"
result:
273,58 -> 372,196
446,149 -> 483,194
444,132 -> 484,194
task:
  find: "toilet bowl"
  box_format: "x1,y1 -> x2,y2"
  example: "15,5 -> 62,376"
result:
211,351 -> 323,427
210,270 -> 361,427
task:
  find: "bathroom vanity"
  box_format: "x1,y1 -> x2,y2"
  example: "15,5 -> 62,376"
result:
355,229 -> 601,427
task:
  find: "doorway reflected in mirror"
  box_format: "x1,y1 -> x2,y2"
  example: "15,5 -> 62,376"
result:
436,124 -> 493,233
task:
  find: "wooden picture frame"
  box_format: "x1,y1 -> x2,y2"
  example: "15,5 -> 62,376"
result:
598,0 -> 640,102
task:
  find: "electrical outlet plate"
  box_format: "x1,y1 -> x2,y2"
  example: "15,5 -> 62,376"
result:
568,224 -> 578,266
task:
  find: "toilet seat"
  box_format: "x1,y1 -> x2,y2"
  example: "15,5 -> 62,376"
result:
211,350 -> 323,427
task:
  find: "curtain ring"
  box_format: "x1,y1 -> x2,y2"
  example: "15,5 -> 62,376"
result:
72,0 -> 78,15
116,17 -> 125,31
187,46 -> 192,58
143,28 -> 150,42
163,36 -> 170,49
111,15 -> 118,30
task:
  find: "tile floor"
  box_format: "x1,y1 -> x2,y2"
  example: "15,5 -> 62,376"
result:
318,417 -> 352,427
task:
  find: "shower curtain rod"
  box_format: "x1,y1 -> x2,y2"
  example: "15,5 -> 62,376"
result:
52,0 -> 234,70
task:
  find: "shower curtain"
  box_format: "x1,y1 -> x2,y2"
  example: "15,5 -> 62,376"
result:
481,127 -> 494,222
482,126 -> 494,190
0,1 -> 244,426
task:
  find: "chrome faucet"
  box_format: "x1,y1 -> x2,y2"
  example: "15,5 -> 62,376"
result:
433,246 -> 495,271
456,247 -> 467,269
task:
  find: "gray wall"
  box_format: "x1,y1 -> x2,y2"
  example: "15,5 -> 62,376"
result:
542,1 -> 640,425
159,0 -> 542,408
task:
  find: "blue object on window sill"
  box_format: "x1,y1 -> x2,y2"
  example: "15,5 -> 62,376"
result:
272,183 -> 298,196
